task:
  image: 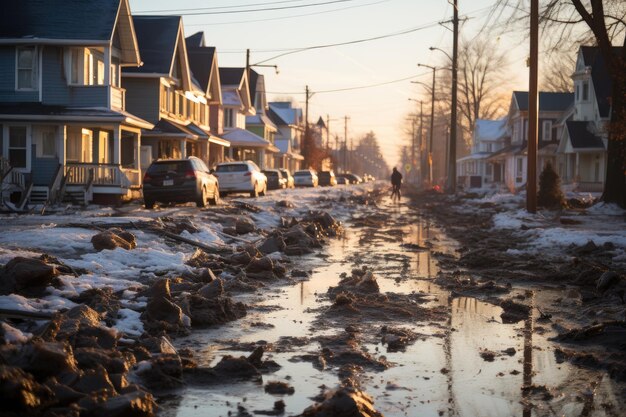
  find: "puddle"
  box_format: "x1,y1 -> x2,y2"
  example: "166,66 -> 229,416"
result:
165,198 -> 624,417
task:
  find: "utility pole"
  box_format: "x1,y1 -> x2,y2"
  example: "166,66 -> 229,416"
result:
304,85 -> 311,168
527,0 -> 539,213
447,0 -> 459,193
428,68 -> 436,186
326,114 -> 330,150
343,116 -> 349,173
419,101 -> 423,184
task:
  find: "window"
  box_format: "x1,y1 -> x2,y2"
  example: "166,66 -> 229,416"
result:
582,81 -> 589,101
542,120 -> 552,141
224,108 -> 234,128
575,84 -> 579,101
517,158 -> 523,175
8,127 -> 27,168
68,48 -> 105,86
16,47 -> 37,90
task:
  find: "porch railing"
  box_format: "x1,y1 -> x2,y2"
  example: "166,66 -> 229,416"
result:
66,163 -> 139,188
111,86 -> 126,110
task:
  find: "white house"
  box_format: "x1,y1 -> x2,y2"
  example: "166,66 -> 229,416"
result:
457,118 -> 507,188
556,46 -> 618,192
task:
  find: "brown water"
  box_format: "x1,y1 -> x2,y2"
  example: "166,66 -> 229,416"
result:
165,198 -> 624,417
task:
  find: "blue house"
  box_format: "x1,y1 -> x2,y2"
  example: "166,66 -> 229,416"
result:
0,0 -> 152,207
123,16 -> 222,170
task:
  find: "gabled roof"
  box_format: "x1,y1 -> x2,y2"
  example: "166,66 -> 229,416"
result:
220,68 -> 245,87
513,91 -> 574,112
474,118 -> 507,142
124,15 -> 192,89
248,69 -> 260,107
566,121 -> 605,149
0,0 -> 140,65
579,46 -> 623,118
268,102 -> 302,126
186,31 -> 205,48
186,46 -> 216,91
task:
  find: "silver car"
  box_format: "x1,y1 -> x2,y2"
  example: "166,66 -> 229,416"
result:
214,161 -> 267,198
293,169 -> 318,187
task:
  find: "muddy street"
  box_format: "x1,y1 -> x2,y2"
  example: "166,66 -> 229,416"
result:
1,184 -> 625,417
160,190 -> 625,417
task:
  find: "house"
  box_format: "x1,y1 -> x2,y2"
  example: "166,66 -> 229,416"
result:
122,16 -> 213,170
457,118 -> 507,188
0,0 -> 152,207
555,46 -> 619,192
489,91 -> 574,192
245,69 -> 278,168
185,31 -> 230,167
267,101 -> 304,172
219,67 -> 276,167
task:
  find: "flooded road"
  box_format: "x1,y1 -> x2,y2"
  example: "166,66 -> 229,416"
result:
164,196 -> 623,417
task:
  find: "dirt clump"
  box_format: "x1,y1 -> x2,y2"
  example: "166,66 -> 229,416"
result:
298,387 -> 384,417
91,228 -> 137,251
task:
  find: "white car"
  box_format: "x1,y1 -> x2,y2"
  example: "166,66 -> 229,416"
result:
214,161 -> 267,197
293,169 -> 318,187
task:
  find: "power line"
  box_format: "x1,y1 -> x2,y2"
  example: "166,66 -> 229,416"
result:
136,0 -> 308,14
138,0 -> 357,16
267,71 -> 431,95
184,2 -> 383,29
184,0 -> 386,29
252,4 -> 495,64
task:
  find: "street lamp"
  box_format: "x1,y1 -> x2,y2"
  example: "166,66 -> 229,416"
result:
429,46 -> 452,61
416,64 -> 437,186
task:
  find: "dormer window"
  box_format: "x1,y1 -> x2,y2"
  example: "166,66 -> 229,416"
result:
16,46 -> 38,90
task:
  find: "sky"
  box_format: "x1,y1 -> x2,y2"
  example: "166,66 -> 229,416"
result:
129,0 -> 530,166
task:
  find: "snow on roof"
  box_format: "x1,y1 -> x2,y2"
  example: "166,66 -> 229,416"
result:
475,118 -> 507,142
222,90 -> 241,107
222,128 -> 270,147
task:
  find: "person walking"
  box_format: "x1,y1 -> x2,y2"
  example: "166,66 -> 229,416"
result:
390,167 -> 403,200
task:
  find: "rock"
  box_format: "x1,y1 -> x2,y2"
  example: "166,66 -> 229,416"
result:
499,299 -> 531,324
212,355 -> 261,380
16,341 -> 78,378
0,365 -> 54,411
72,366 -> 116,394
91,390 -> 157,417
91,229 -> 136,251
235,217 -> 256,235
479,350 -> 496,362
264,381 -> 295,395
573,240 -> 598,255
139,354 -> 183,390
299,388 -> 384,417
145,279 -> 184,326
246,256 -> 274,273
257,235 -> 287,255
283,225 -> 318,248
46,378 -> 85,405
198,278 -> 224,299
141,336 -> 178,355
65,305 -> 101,327
183,293 -> 246,326
74,348 -> 129,374
230,250 -> 254,265
0,256 -> 59,295
597,271 -> 621,292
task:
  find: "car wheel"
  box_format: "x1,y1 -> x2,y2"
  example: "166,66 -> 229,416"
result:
209,185 -> 219,206
144,199 -> 155,209
259,183 -> 266,197
196,187 -> 207,208
219,191 -> 228,198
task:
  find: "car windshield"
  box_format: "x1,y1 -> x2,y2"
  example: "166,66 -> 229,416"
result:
294,171 -> 311,176
216,164 -> 248,173
263,171 -> 278,177
147,161 -> 190,174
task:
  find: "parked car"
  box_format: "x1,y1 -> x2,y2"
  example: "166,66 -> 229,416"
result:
142,157 -> 219,209
293,169 -> 318,187
214,161 -> 267,197
279,168 -> 295,189
318,170 -> 337,186
336,176 -> 349,185
337,173 -> 361,184
262,169 -> 287,190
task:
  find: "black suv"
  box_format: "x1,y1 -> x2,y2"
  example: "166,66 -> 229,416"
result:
262,169 -> 287,190
142,157 -> 219,209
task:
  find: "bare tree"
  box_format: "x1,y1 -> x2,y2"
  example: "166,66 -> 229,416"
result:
541,49 -> 575,92
495,0 -> 626,207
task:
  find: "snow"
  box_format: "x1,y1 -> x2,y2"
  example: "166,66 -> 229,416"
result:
116,308 -> 144,337
1,322 -> 31,343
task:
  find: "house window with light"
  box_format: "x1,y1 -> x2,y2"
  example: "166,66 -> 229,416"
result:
68,48 -> 106,86
16,46 -> 38,90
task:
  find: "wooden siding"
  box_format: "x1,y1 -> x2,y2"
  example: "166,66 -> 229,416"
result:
122,78 -> 160,124
0,46 -> 39,102
31,145 -> 59,185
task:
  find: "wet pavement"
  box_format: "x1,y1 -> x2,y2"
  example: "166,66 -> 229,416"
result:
162,195 -> 625,417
